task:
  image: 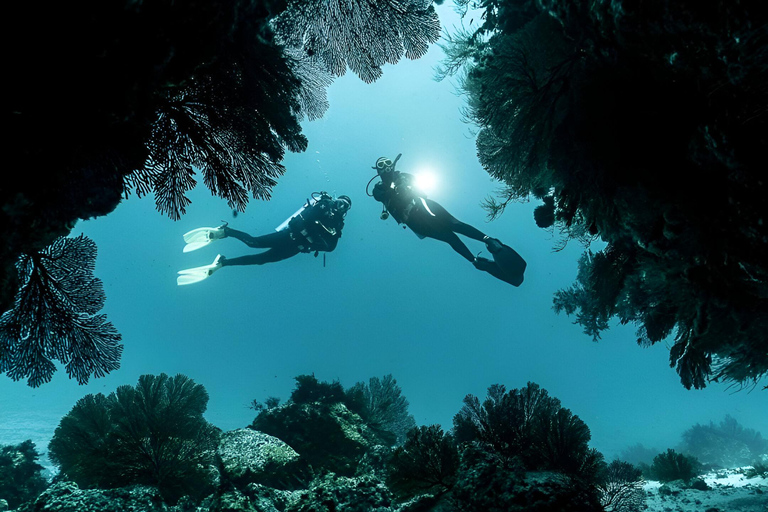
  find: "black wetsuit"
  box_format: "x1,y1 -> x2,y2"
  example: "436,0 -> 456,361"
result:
221,196 -> 346,266
372,170 -> 487,262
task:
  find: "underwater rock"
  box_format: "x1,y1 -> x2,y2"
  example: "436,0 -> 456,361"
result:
251,401 -> 386,476
217,429 -> 309,489
452,465 -> 603,512
18,481 -> 166,512
286,473 -> 393,512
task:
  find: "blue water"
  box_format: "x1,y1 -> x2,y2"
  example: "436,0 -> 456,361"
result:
1,4 -> 765,473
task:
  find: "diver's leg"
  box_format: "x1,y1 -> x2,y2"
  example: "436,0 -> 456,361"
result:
224,227 -> 291,249
424,228 -> 476,262
221,245 -> 301,266
423,199 -> 488,241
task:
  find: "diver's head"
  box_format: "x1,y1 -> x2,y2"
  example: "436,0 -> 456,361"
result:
373,154 -> 402,177
335,195 -> 352,213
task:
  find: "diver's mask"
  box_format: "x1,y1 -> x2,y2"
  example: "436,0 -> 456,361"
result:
335,195 -> 352,213
374,153 -> 402,177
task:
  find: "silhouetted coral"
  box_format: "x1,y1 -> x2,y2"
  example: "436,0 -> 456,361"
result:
442,0 -> 768,389
290,374 -> 347,405
387,425 -> 459,498
649,449 -> 700,483
272,0 -> 441,84
345,374 -> 417,446
0,235 -> 122,387
48,373 -> 220,504
681,415 -> 768,468
0,440 -> 49,510
453,382 -> 603,480
597,460 -> 644,512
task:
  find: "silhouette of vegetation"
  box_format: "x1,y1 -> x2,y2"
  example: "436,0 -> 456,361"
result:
387,425 -> 459,498
345,374 -> 417,446
0,440 -> 49,510
649,449 -> 700,483
3,0 -> 442,386
289,374 -> 347,405
273,0 -> 440,84
453,382 -> 604,480
441,0 -> 768,389
597,460 -> 644,512
0,235 -> 122,387
680,415 -> 768,468
48,373 -> 220,504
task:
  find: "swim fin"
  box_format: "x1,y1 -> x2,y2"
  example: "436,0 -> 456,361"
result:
177,255 -> 224,286
182,224 -> 227,253
481,238 -> 527,287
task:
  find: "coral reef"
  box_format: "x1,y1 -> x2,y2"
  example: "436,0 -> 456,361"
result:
387,425 -> 459,498
0,235 -> 122,387
345,374 -> 417,446
48,373 -> 220,504
452,381 -> 604,480
650,449 -> 701,483
681,415 -> 768,469
30,374 -> 768,512
250,375 -> 394,476
441,0 -> 768,388
597,460 -> 645,512
0,441 -> 48,510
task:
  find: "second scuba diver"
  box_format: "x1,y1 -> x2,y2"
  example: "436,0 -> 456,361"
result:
177,192 -> 351,285
368,154 -> 526,286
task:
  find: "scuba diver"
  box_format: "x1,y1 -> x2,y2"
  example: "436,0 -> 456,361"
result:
367,154 -> 526,286
177,192 -> 351,285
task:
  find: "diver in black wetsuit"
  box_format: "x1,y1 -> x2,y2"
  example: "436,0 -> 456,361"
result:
177,192 -> 351,285
368,154 -> 526,286
221,192 -> 351,267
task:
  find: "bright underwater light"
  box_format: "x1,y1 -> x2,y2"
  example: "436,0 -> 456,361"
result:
413,170 -> 438,195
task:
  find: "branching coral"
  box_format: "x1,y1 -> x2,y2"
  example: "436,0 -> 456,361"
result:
48,373 -> 220,504
442,0 -> 768,389
453,382 -> 603,480
272,0 -> 441,84
0,235 -> 122,387
345,374 -> 417,446
0,440 -> 49,509
597,460 -> 644,512
649,449 -> 700,483
681,415 -> 768,468
387,425 -> 459,497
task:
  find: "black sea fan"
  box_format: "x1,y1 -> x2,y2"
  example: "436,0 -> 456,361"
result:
272,0 -> 441,83
649,449 -> 700,483
0,235 -> 122,387
48,373 -> 220,504
345,374 -> 417,446
453,382 -> 600,479
387,425 -> 459,497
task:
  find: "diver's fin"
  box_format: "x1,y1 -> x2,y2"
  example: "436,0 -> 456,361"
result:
479,239 -> 527,287
177,255 -> 224,286
182,224 -> 227,252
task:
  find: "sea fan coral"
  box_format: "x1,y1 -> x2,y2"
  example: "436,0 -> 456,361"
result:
48,373 -> 220,503
0,235 -> 122,387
